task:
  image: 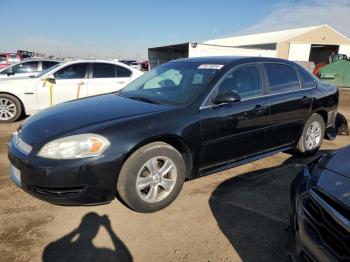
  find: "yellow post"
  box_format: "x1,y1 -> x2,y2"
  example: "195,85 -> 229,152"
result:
42,78 -> 54,107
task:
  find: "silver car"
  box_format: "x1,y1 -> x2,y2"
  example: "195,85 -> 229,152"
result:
0,58 -> 60,79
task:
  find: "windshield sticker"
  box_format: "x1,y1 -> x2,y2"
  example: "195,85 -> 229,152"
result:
198,64 -> 224,70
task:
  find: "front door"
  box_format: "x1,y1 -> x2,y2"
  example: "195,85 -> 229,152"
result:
36,63 -> 88,109
200,64 -> 270,169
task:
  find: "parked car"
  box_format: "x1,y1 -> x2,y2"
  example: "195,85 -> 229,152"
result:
0,53 -> 21,69
130,61 -> 141,70
0,60 -> 143,122
291,145 -> 350,261
8,56 -> 340,213
120,60 -> 137,66
0,58 -> 60,79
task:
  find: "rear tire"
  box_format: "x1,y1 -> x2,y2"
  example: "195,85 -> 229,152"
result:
0,94 -> 22,123
117,142 -> 186,213
292,113 -> 325,156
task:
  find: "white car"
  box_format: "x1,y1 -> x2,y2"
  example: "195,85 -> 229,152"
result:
0,60 -> 143,122
0,58 -> 60,79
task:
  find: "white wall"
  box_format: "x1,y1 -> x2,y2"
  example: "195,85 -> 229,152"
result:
288,43 -> 311,61
189,44 -> 277,58
339,45 -> 350,57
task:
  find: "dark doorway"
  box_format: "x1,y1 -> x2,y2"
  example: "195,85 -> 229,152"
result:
309,44 -> 339,64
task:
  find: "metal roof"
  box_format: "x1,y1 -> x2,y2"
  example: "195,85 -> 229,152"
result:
204,24 -> 349,47
170,56 -> 300,66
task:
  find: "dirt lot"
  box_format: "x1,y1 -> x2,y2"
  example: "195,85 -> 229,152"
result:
1,89 -> 350,262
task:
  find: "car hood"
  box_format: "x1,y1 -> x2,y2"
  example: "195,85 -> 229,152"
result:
311,146 -> 350,209
312,168 -> 350,210
318,146 -> 350,178
18,93 -> 171,145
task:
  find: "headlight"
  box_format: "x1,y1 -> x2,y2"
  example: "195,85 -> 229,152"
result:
38,134 -> 110,159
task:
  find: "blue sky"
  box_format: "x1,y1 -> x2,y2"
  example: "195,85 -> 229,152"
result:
1,0 -> 349,59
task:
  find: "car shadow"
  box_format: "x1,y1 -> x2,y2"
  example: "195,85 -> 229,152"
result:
209,150 -> 333,262
42,212 -> 132,262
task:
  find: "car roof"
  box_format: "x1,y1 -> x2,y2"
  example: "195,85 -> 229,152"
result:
171,56 -> 298,66
21,58 -> 61,62
61,59 -> 133,67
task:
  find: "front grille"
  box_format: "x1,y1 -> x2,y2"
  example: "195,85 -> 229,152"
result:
29,185 -> 86,197
302,195 -> 350,261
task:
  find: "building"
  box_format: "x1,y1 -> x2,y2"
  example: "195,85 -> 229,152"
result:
148,24 -> 350,69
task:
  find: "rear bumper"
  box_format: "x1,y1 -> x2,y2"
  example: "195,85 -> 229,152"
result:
8,135 -> 123,205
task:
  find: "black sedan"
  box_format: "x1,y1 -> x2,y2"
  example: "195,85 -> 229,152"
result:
8,56 -> 339,213
291,145 -> 350,261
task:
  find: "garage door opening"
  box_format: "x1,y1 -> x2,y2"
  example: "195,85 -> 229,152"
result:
148,43 -> 189,69
309,44 -> 339,64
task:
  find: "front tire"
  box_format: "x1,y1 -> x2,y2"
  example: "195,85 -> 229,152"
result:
0,94 -> 22,123
117,142 -> 186,213
293,113 -> 325,156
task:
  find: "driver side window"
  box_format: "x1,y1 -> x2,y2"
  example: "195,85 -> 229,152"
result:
217,65 -> 262,100
54,63 -> 88,80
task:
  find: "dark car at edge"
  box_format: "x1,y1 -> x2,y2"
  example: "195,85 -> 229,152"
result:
291,145 -> 350,261
8,56 -> 340,213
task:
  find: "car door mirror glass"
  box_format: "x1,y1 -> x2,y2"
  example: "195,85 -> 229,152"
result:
47,74 -> 56,84
213,91 -> 241,105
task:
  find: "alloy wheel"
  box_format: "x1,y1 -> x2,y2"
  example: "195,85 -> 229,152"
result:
305,121 -> 322,150
136,156 -> 177,203
0,98 -> 17,121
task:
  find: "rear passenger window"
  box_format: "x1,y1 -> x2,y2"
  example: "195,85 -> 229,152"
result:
12,61 -> 39,73
264,63 -> 300,94
117,66 -> 132,77
217,65 -> 262,100
298,70 -> 316,89
93,63 -> 117,78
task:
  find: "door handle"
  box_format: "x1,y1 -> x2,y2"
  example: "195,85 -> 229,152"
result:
302,96 -> 311,104
116,81 -> 126,84
77,82 -> 85,85
253,105 -> 268,115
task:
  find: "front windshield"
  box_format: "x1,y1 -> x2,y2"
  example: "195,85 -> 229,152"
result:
119,62 -> 222,106
34,63 -> 62,78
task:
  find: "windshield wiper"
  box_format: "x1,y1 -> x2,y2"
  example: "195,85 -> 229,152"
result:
127,96 -> 160,105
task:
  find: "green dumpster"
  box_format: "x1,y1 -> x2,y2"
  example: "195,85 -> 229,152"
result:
319,60 -> 350,88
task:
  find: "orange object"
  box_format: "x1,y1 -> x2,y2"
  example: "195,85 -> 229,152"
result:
89,137 -> 103,153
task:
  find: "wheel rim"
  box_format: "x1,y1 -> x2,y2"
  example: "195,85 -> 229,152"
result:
0,98 -> 16,121
305,121 -> 322,150
136,156 -> 177,203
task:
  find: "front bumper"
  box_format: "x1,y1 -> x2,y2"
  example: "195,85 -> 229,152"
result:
291,167 -> 350,261
8,135 -> 123,205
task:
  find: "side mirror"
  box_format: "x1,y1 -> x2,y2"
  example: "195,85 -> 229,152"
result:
213,91 -> 241,105
7,70 -> 14,76
47,75 -> 56,84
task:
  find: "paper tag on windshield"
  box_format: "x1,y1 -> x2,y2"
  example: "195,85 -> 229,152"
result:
198,64 -> 224,70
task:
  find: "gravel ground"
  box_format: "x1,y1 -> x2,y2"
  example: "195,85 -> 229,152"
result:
0,89 -> 349,262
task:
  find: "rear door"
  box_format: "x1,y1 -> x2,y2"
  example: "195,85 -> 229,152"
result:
36,63 -> 88,109
263,63 -> 313,149
87,63 -> 133,96
200,63 -> 270,168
